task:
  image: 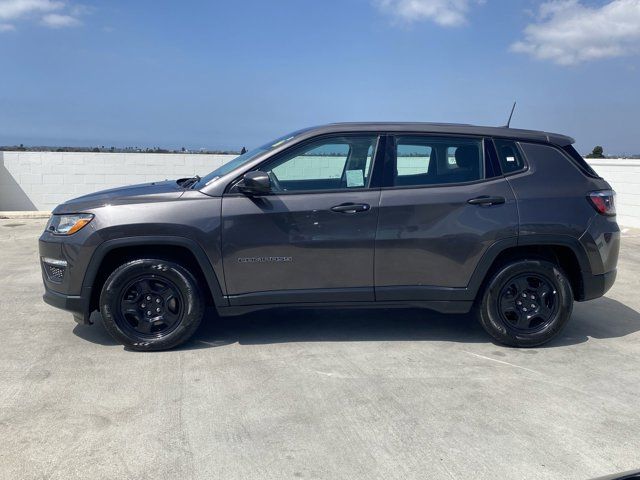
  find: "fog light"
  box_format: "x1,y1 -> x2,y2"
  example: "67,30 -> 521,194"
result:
42,257 -> 67,283
42,257 -> 68,267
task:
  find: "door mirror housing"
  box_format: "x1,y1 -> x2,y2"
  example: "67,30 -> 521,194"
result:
238,171 -> 271,195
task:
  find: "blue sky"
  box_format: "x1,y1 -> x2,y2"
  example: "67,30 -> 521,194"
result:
1,0 -> 639,154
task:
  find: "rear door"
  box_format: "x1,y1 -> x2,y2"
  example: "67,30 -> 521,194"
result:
374,134 -> 518,301
221,134 -> 382,305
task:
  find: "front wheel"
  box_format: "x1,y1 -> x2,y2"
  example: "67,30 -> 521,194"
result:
99,259 -> 205,351
477,259 -> 573,347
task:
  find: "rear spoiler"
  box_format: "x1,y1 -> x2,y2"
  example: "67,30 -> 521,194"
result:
546,132 -> 575,147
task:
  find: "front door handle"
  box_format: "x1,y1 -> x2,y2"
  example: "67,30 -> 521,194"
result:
331,203 -> 370,214
467,196 -> 506,206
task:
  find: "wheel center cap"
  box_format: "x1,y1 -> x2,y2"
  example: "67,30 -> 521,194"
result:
515,291 -> 539,313
140,294 -> 164,317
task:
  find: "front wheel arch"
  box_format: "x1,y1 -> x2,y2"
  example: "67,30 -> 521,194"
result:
84,237 -> 225,316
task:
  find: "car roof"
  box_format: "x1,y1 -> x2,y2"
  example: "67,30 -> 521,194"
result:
298,122 -> 574,146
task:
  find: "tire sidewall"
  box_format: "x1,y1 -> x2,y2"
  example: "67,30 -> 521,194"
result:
100,259 -> 204,351
479,259 -> 573,347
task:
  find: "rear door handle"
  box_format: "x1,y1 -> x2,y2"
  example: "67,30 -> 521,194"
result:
331,203 -> 370,214
467,196 -> 506,206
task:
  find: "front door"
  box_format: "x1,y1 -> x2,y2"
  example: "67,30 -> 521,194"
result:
374,134 -> 518,301
221,134 -> 382,305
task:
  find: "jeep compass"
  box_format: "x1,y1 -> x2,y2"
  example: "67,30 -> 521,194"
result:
39,123 -> 620,350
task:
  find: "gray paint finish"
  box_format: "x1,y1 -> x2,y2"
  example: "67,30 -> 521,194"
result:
375,176 -> 518,292
221,190 -> 381,297
512,142 -> 619,275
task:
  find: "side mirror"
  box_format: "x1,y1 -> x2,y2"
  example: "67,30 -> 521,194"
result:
238,171 -> 271,195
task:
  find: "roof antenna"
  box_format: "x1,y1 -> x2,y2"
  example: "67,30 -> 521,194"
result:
504,101 -> 517,128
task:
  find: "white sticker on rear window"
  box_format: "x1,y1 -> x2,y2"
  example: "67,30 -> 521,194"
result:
506,156 -> 516,162
346,169 -> 364,187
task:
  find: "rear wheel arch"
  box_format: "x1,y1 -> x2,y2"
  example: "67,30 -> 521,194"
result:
84,237 -> 225,315
471,237 -> 589,302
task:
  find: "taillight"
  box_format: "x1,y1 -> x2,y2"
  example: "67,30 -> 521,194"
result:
587,190 -> 616,216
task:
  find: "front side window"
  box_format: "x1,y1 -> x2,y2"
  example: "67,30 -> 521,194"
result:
394,136 -> 484,187
262,135 -> 378,192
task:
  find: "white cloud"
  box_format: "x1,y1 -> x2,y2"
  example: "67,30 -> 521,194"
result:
0,0 -> 83,30
374,0 -> 485,27
0,0 -> 62,20
511,0 -> 640,65
41,12 -> 79,27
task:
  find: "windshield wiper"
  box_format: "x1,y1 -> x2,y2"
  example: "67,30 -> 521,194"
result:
178,175 -> 201,189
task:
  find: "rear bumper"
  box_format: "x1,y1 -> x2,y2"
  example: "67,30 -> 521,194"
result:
43,286 -> 93,324
580,215 -> 620,276
577,213 -> 619,301
580,269 -> 617,302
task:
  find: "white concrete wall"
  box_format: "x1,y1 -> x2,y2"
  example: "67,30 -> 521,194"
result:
586,159 -> 640,229
0,151 -> 235,211
1,151 -> 639,228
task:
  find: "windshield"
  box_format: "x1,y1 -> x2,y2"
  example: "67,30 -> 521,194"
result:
193,128 -> 312,189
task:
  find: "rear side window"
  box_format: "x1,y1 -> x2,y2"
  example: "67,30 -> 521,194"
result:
397,143 -> 432,176
494,139 -> 526,174
394,136 -> 484,187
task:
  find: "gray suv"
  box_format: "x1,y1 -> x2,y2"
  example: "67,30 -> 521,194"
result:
39,123 -> 620,350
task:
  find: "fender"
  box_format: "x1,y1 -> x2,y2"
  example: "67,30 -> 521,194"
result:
465,237 -> 518,296
81,236 -> 227,309
517,234 -> 592,273
466,233 -> 592,300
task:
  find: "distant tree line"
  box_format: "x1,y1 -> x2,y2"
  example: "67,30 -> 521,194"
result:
582,145 -> 640,159
0,144 -> 242,155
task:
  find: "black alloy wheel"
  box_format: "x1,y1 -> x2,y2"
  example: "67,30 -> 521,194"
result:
498,273 -> 558,332
100,259 -> 204,351
119,276 -> 184,338
477,258 -> 573,347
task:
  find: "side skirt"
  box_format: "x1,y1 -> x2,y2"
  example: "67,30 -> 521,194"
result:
217,299 -> 473,317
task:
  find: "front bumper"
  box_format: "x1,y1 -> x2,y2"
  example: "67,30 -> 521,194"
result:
43,286 -> 93,324
40,228 -> 96,325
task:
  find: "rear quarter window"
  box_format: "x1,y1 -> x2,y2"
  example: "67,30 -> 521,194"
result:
494,139 -> 526,174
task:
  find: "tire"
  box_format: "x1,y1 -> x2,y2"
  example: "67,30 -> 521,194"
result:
99,258 -> 205,351
477,259 -> 573,347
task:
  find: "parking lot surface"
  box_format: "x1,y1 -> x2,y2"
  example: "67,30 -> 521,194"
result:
1,218 -> 639,480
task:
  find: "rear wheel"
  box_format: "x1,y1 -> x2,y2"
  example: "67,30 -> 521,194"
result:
477,259 -> 573,347
99,259 -> 204,351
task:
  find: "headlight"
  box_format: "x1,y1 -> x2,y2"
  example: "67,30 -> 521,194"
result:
47,214 -> 94,235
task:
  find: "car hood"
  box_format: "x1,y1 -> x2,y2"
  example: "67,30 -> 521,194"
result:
52,180 -> 185,214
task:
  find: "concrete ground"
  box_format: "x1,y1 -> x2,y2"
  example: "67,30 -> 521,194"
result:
1,219 -> 639,480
